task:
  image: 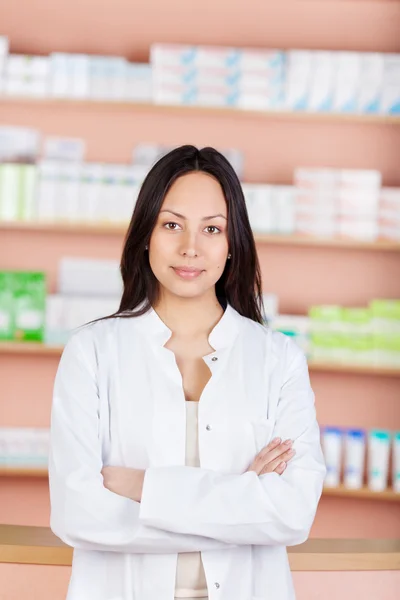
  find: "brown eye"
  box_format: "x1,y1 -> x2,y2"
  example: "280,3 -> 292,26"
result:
205,226 -> 221,234
164,222 -> 179,230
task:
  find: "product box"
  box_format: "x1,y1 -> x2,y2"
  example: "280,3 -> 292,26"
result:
0,272 -> 13,340
357,53 -> 384,114
242,183 -> 273,233
338,217 -> 378,242
0,271 -> 46,342
58,257 -> 123,297
332,52 -> 361,113
0,125 -> 40,162
370,299 -> 400,366
45,294 -> 120,344
4,54 -> 50,98
307,51 -> 337,112
89,56 -> 128,101
309,305 -> 344,362
284,50 -> 314,111
43,136 -> 86,162
151,44 -> 241,69
380,54 -> 400,115
0,428 -> 50,467
50,53 -> 90,99
126,63 -> 152,102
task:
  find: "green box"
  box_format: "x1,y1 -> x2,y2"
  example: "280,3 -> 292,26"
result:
13,271 -> 46,342
0,271 -> 46,342
0,272 -> 14,340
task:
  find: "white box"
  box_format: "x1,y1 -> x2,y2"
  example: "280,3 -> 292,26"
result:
381,54 -> 400,115
357,53 -> 384,114
332,52 -> 361,113
36,160 -> 60,221
242,183 -> 273,233
295,214 -> 337,237
126,63 -> 152,102
271,185 -> 296,234
43,136 -> 86,162
308,51 -> 337,112
58,257 -> 123,297
54,162 -> 82,221
294,167 -> 340,191
284,50 -> 314,111
79,162 -> 104,222
338,217 -> 378,241
50,53 -> 90,99
89,56 -> 128,101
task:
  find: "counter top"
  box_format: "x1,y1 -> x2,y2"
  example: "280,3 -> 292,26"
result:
1,525 -> 399,571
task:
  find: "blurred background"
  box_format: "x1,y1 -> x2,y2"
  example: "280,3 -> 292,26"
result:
0,0 -> 400,595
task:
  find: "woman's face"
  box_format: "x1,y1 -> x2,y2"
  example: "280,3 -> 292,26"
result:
149,171 -> 229,301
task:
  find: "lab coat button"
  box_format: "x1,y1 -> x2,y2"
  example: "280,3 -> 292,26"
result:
214,582 -> 220,589
211,356 -> 218,362
206,424 -> 212,431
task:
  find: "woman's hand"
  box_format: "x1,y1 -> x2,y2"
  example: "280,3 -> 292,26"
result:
246,437 -> 296,476
101,466 -> 145,502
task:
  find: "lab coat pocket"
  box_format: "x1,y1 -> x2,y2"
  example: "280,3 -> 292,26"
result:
247,416 -> 274,455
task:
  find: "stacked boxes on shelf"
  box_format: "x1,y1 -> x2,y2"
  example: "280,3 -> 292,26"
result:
0,428 -> 50,469
309,300 -> 400,367
322,426 -> 400,493
1,35 -> 399,114
294,168 -> 382,241
151,44 -> 285,110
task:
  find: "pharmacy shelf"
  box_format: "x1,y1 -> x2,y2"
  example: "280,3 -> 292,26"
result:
1,96 -> 400,125
308,360 -> 400,377
2,221 -> 400,252
0,467 -> 48,478
1,342 -> 400,376
322,485 -> 400,502
0,342 -> 64,356
0,468 -> 398,501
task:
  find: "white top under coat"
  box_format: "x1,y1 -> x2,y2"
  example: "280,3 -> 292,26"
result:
49,302 -> 326,600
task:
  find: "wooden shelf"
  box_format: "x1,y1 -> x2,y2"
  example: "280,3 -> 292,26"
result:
0,342 -> 64,356
1,524 -> 399,569
308,360 -> 400,377
1,468 -> 398,502
0,467 -> 48,478
2,220 -> 400,252
323,485 -> 400,502
1,96 -> 400,125
1,342 -> 400,376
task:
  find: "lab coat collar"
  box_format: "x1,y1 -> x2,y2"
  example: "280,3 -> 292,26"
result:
134,301 -> 241,350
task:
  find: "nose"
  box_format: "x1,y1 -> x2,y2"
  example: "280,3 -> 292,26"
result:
180,230 -> 198,258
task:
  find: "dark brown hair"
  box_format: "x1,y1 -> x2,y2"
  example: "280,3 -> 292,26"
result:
97,145 -> 264,324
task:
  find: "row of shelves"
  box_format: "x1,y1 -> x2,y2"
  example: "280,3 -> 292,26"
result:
2,220 -> 400,252
2,97 -> 400,125
0,467 -> 398,501
1,341 -> 400,376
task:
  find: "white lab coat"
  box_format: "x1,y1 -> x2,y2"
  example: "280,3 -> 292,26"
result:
49,303 -> 326,600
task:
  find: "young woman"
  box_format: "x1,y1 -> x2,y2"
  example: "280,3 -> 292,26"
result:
49,145 -> 326,600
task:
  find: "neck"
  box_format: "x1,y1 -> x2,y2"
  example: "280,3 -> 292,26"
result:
153,291 -> 224,338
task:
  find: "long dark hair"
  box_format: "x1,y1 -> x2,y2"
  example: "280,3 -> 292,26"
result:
98,145 -> 263,324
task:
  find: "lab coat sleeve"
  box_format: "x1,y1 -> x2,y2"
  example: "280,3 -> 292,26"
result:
138,340 -> 327,547
49,330 -> 237,554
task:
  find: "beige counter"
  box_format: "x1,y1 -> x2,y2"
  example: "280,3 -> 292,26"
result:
0,525 -> 399,571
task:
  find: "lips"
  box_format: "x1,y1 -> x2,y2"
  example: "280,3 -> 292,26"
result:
172,266 -> 203,279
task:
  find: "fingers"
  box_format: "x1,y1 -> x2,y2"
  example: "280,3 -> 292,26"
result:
259,447 -> 296,476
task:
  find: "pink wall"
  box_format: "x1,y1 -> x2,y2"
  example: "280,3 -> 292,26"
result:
1,0 -> 400,553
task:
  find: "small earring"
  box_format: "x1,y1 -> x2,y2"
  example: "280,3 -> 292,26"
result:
145,245 -> 148,250
227,253 -> 231,259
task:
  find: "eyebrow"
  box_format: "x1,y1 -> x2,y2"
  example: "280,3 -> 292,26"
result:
159,209 -> 227,221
